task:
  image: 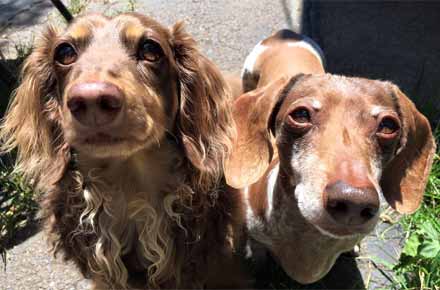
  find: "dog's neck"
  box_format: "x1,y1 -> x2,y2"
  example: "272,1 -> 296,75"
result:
75,138 -> 182,200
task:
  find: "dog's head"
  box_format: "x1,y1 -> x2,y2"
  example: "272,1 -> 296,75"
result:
226,74 -> 435,282
1,13 -> 233,183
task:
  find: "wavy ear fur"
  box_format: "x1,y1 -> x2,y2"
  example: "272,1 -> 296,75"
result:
380,85 -> 436,213
0,26 -> 64,185
171,22 -> 234,179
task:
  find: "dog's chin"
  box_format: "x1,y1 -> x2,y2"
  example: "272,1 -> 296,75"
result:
311,217 -> 377,240
71,137 -> 150,160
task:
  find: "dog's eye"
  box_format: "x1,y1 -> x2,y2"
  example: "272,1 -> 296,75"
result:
377,116 -> 400,135
376,116 -> 400,145
54,43 -> 77,65
286,106 -> 313,133
138,39 -> 164,62
290,107 -> 311,124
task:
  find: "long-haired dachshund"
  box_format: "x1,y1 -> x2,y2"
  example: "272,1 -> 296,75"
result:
0,13 -> 244,289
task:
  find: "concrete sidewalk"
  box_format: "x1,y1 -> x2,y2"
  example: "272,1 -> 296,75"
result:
0,0 -> 55,58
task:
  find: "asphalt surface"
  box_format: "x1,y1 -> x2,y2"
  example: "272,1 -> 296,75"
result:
0,0 -> 417,289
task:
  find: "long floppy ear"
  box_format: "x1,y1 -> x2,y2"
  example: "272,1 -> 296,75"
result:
225,77 -> 293,189
171,22 -> 234,177
0,27 -> 60,182
380,85 -> 436,213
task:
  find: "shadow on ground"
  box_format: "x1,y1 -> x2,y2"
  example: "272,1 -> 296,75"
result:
0,0 -> 53,55
0,0 -> 52,32
0,0 -> 36,114
301,0 -> 440,124
0,58 -> 21,118
252,249 -> 365,289
0,56 -> 34,253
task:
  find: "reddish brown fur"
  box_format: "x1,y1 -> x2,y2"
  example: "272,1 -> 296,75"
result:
0,13 -> 245,289
226,29 -> 435,285
228,73 -> 436,284
223,72 -> 243,100
241,31 -> 324,93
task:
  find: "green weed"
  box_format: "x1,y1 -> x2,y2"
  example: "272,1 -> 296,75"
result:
68,0 -> 90,16
392,129 -> 440,290
0,162 -> 37,270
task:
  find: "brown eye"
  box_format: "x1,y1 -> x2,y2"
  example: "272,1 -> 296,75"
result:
54,43 -> 77,65
286,106 -> 313,133
290,107 -> 311,124
377,116 -> 400,139
138,39 -> 164,62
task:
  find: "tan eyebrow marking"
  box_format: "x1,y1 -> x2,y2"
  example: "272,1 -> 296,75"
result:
124,24 -> 144,43
69,23 -> 92,40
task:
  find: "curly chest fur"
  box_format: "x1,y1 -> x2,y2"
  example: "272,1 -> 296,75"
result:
39,140 -> 243,289
41,144 -> 198,288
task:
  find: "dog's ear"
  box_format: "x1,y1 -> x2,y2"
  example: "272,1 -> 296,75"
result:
0,26 -> 60,182
171,22 -> 234,177
380,85 -> 436,213
225,76 -> 295,189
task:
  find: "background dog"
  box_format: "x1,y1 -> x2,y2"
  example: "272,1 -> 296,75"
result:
226,30 -> 436,284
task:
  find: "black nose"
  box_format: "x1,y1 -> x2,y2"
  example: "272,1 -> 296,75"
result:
324,180 -> 380,226
67,82 -> 123,127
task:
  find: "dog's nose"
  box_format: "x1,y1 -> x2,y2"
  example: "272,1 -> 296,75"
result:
67,82 -> 123,127
324,180 -> 379,226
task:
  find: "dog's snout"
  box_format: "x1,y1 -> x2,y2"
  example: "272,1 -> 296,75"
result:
67,82 -> 123,127
324,181 -> 379,226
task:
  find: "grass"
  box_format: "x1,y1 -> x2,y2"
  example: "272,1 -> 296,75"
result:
0,39 -> 35,270
391,129 -> 440,290
68,0 -> 90,16
127,0 -> 136,12
0,160 -> 38,269
13,39 -> 34,61
66,0 -> 137,18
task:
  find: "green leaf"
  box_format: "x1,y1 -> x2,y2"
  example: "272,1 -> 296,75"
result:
402,234 -> 421,257
419,239 -> 440,259
420,220 -> 440,240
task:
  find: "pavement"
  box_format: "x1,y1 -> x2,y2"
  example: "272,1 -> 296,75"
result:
0,0 -> 298,70
0,0 -> 430,289
0,0 -> 55,58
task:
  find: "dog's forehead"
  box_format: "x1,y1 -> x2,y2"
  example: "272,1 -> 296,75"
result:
66,13 -> 170,45
66,14 -> 108,39
114,13 -> 171,40
281,75 -> 397,115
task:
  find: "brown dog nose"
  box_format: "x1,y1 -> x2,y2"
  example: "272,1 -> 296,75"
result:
324,181 -> 380,226
67,82 -> 123,127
